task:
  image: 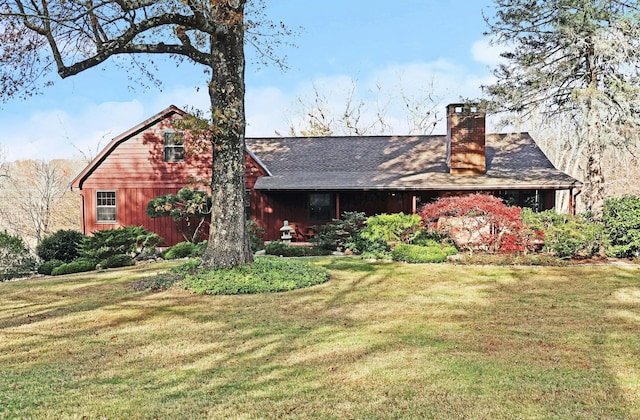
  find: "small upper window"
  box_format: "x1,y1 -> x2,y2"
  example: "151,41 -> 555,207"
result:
164,131 -> 185,162
96,191 -> 116,223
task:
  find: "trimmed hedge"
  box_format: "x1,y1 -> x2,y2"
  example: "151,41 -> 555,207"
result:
81,226 -> 160,263
51,259 -> 96,276
391,242 -> 458,263
99,254 -> 135,269
37,259 -> 65,275
163,242 -> 196,259
264,241 -> 331,257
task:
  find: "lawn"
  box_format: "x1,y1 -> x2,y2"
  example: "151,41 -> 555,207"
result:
1,258 -> 639,419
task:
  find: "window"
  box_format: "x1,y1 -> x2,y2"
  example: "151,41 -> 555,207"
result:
96,191 -> 116,223
309,193 -> 333,222
498,190 -> 542,212
164,131 -> 185,162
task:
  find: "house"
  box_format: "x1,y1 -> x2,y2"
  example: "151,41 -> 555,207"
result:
71,104 -> 581,245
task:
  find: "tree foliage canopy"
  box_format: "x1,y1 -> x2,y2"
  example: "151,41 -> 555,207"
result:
0,0 -> 290,100
485,0 -> 640,213
0,0 -> 291,268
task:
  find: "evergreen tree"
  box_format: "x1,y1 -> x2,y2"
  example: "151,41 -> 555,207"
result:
485,0 -> 640,214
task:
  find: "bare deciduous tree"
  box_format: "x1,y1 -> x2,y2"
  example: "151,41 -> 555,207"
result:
286,76 -> 442,137
0,159 -> 81,247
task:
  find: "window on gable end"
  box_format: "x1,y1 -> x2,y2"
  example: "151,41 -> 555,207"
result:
164,130 -> 185,162
96,191 -> 116,223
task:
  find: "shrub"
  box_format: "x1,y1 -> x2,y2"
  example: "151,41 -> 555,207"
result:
147,187 -> 211,243
163,241 -> 196,260
357,237 -> 391,260
411,229 -> 451,246
81,226 -> 159,263
264,241 -> 331,257
419,194 -> 533,253
36,229 -> 85,263
192,241 -> 208,257
391,242 -> 458,263
0,231 -> 37,281
360,213 -> 423,247
522,209 -> 605,259
603,196 -> 640,258
51,259 -> 96,276
181,257 -> 330,295
247,219 -> 265,252
312,211 -> 368,251
99,254 -> 135,269
37,259 -> 65,275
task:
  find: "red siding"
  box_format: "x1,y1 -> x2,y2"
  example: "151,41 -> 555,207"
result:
79,112 -> 214,246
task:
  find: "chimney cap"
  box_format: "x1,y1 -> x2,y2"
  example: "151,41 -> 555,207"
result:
447,103 -> 486,114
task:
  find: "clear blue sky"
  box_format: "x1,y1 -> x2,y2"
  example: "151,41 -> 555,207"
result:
0,0 -> 499,161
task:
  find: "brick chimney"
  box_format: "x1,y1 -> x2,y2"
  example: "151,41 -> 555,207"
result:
446,103 -> 486,175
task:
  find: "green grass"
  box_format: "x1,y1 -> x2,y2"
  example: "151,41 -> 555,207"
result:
1,258 -> 640,418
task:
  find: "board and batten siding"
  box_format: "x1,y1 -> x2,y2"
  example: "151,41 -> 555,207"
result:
77,112 -> 213,246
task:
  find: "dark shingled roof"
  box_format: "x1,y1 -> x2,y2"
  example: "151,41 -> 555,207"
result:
246,133 -> 581,191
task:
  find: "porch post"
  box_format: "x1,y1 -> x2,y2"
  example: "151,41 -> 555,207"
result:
412,195 -> 417,214
569,188 -> 574,215
335,192 -> 341,219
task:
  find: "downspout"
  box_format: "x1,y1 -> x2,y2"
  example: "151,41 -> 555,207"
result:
571,187 -> 582,215
80,193 -> 86,234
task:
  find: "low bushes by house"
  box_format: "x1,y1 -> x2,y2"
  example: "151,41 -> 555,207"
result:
0,231 -> 37,281
311,212 -> 449,261
312,211 -> 368,252
80,226 -> 161,265
522,209 -> 605,259
51,259 -> 96,276
391,242 -> 458,263
36,229 -> 85,263
359,212 -> 423,248
37,259 -> 65,275
99,254 -> 136,269
264,241 -> 331,257
162,241 -> 197,259
419,193 -> 534,253
180,257 -> 330,295
603,196 -> 640,258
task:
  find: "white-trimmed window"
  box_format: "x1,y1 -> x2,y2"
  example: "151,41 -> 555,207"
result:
96,191 -> 116,223
164,130 -> 185,162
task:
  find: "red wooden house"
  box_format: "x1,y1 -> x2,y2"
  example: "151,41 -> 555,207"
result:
71,104 -> 581,245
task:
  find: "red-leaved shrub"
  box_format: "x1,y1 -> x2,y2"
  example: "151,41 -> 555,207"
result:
419,194 -> 534,253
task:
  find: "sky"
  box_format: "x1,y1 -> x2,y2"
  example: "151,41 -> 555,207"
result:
0,0 -> 502,162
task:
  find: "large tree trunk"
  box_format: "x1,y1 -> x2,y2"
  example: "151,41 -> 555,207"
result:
584,141 -> 606,216
201,9 -> 253,269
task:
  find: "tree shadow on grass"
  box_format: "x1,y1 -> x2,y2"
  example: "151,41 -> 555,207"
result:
2,262 -> 640,418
